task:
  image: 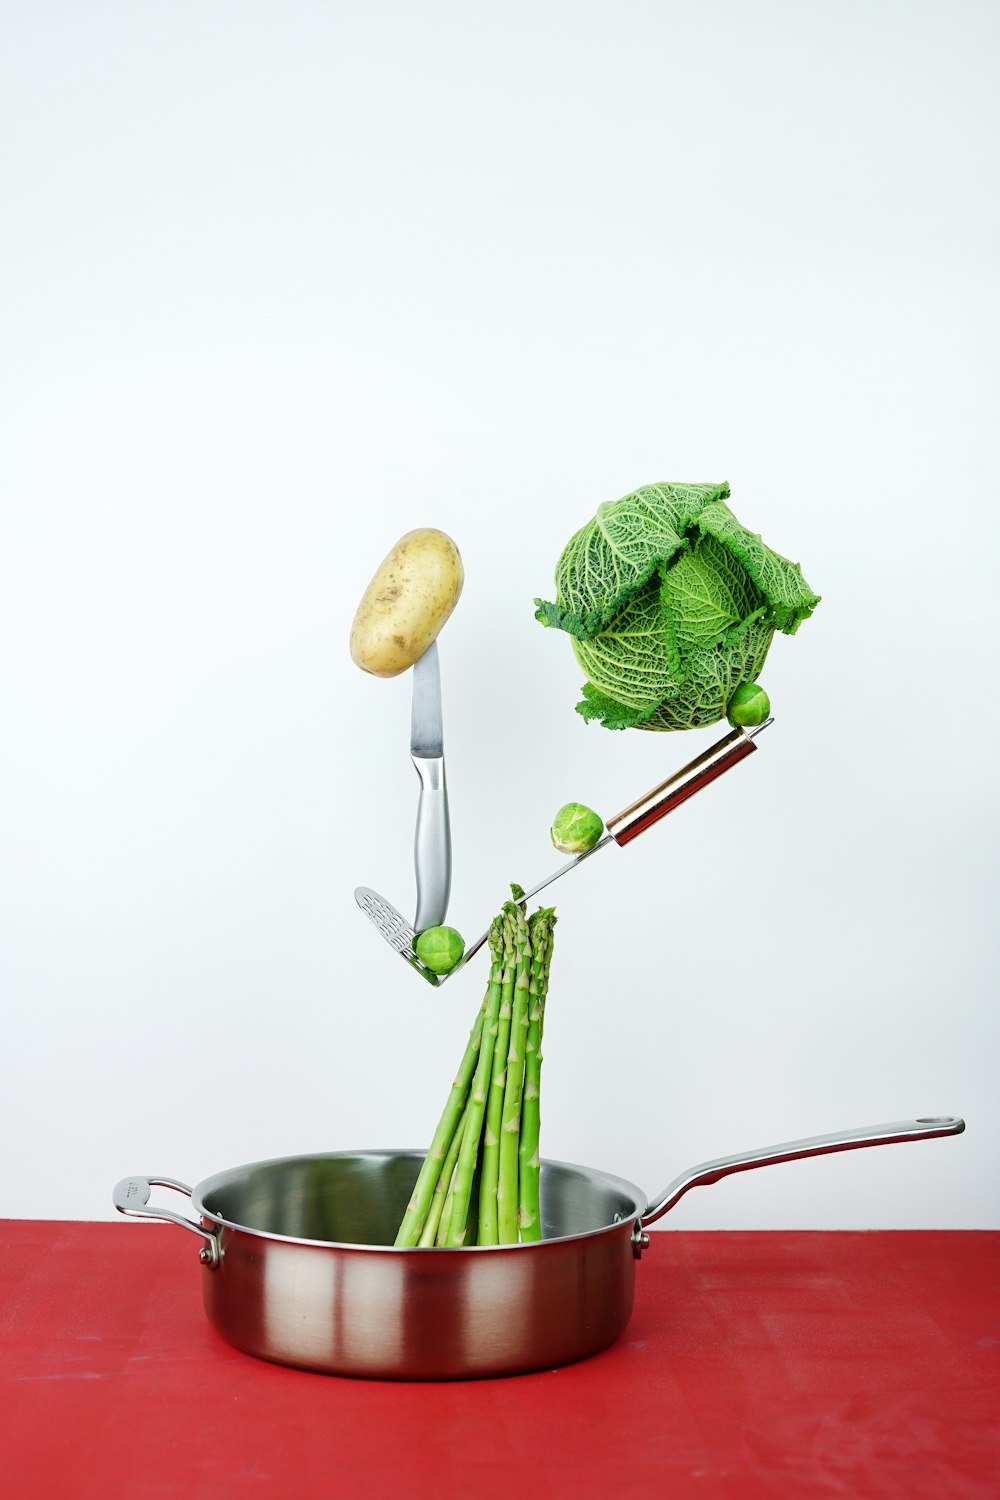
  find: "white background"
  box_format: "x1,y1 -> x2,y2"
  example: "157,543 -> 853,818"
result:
2,1 -> 997,1230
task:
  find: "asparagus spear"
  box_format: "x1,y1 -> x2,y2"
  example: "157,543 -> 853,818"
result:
394,985 -> 489,1247
419,1094 -> 471,1247
436,1168 -> 478,1246
435,1181 -> 456,1245
478,909 -> 516,1245
497,904 -> 532,1243
518,908 -> 555,1241
444,919 -> 505,1245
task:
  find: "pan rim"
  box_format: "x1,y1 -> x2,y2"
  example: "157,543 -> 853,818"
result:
192,1146 -> 647,1254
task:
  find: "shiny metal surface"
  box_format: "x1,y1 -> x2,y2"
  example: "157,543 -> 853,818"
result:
411,642 -> 451,931
642,1116 -> 966,1226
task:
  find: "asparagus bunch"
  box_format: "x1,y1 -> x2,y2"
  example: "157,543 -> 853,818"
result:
394,895 -> 557,1248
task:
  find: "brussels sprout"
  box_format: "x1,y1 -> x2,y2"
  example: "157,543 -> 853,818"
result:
550,802 -> 604,855
727,681 -> 771,728
414,925 -> 466,974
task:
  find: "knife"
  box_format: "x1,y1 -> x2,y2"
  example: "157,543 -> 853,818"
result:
410,640 -> 451,931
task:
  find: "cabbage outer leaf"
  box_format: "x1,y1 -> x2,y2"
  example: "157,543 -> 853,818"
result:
534,482 -> 730,640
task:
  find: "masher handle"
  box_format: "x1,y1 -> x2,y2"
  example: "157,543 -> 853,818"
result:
606,723 -> 768,846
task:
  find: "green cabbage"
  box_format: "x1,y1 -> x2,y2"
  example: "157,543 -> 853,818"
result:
534,482 -> 819,731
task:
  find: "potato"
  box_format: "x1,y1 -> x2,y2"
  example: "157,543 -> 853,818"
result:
350,528 -> 464,677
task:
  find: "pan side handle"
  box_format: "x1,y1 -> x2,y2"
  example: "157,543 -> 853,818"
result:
113,1175 -> 221,1267
641,1116 -> 966,1229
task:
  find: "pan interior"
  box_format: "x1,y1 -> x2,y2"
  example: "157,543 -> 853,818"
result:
196,1151 -> 643,1247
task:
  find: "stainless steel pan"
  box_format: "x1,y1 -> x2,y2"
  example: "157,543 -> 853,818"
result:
113,1115 -> 963,1380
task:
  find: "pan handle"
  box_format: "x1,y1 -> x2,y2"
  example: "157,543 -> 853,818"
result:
641,1116 -> 966,1229
113,1175 -> 221,1268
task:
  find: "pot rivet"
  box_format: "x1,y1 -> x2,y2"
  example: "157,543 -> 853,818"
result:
199,1248 -> 213,1265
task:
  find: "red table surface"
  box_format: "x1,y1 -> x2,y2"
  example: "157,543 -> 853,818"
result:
1,1223 -> 998,1500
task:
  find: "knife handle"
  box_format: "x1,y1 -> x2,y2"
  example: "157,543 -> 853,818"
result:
413,756 -> 452,932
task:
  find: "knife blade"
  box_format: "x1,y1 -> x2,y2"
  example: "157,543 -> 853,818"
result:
410,640 -> 444,759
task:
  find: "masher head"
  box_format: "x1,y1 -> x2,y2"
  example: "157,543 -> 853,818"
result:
355,886 -> 455,987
